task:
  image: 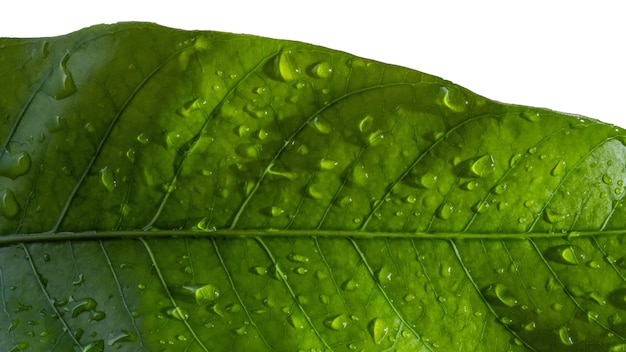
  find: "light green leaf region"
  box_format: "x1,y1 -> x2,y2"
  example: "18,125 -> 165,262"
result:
2,22 -> 626,351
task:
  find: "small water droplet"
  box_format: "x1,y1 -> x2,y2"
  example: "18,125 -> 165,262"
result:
342,279 -> 359,291
287,253 -> 309,263
100,166 -> 116,192
293,267 -> 307,275
176,98 -> 200,117
509,153 -> 523,167
551,160 -> 566,176
350,164 -> 369,186
83,340 -> 105,352
236,144 -> 261,159
437,202 -> 454,220
368,318 -> 389,344
460,181 -> 479,191
520,111 -> 541,122
310,61 -> 333,78
603,174 -> 614,185
0,151 -> 32,179
416,172 -> 438,189
319,158 -> 338,170
250,266 -> 268,276
166,306 -> 189,321
310,117 -> 332,134
440,86 -> 468,112
324,314 -> 348,330
558,325 -> 575,345
136,133 -> 150,144
288,315 -> 305,329
0,188 -> 20,219
375,266 -> 392,283
493,183 -> 507,195
358,115 -> 374,132
268,206 -> 284,217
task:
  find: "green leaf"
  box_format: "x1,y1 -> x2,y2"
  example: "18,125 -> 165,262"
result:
2,22 -> 626,351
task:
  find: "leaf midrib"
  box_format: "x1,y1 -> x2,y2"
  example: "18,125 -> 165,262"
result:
0,228 -> 617,245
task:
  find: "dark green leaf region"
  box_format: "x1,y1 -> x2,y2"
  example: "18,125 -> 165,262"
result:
1,22 -> 626,352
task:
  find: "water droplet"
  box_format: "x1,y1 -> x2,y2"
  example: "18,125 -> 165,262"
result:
609,344 -> 626,352
233,326 -> 247,335
603,174 -> 614,185
460,181 -> 478,191
350,164 -> 369,186
288,315 -> 305,329
310,61 -> 333,78
176,98 -> 200,117
482,283 -> 518,307
293,267 -> 307,275
551,160 -> 566,176
403,293 -> 416,302
342,279 -> 359,291
358,115 -> 374,132
375,266 -> 392,283
364,130 -> 384,146
69,297 -> 97,318
417,172 -> 438,189
107,330 -> 136,346
100,166 -> 116,192
166,306 -> 189,321
43,53 -> 77,99
236,144 -> 261,159
404,195 -> 417,204
558,325 -> 575,345
250,266 -> 268,276
0,188 -> 20,219
441,86 -> 468,112
493,183 -> 507,195
310,117 -> 332,134
544,209 -> 569,224
268,206 -> 284,217
83,340 -> 105,352
461,154 -> 496,178
520,111 -> 541,122
545,245 -> 585,265
0,151 -> 32,179
307,184 -> 324,199
319,158 -> 338,170
368,318 -> 389,344
509,153 -> 523,167
254,86 -> 266,94
287,253 -> 309,263
136,133 -> 149,144
272,51 -> 300,82
324,314 -> 348,330
437,202 -> 454,220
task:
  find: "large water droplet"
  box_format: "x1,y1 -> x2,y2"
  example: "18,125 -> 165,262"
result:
107,330 -> 136,346
272,51 -> 300,82
0,151 -> 32,179
0,188 -> 20,219
288,314 -> 305,329
69,297 -> 97,318
177,98 -> 200,117
482,283 -> 518,307
544,209 -> 569,224
375,266 -> 392,284
545,245 -> 585,265
460,154 -> 496,178
310,61 -> 333,78
43,53 -> 77,99
324,314 -> 348,330
368,318 -> 389,344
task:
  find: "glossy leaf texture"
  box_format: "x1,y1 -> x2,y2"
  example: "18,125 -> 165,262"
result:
2,22 -> 626,351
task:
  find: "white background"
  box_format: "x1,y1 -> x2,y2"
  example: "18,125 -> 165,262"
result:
2,1 -> 624,127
